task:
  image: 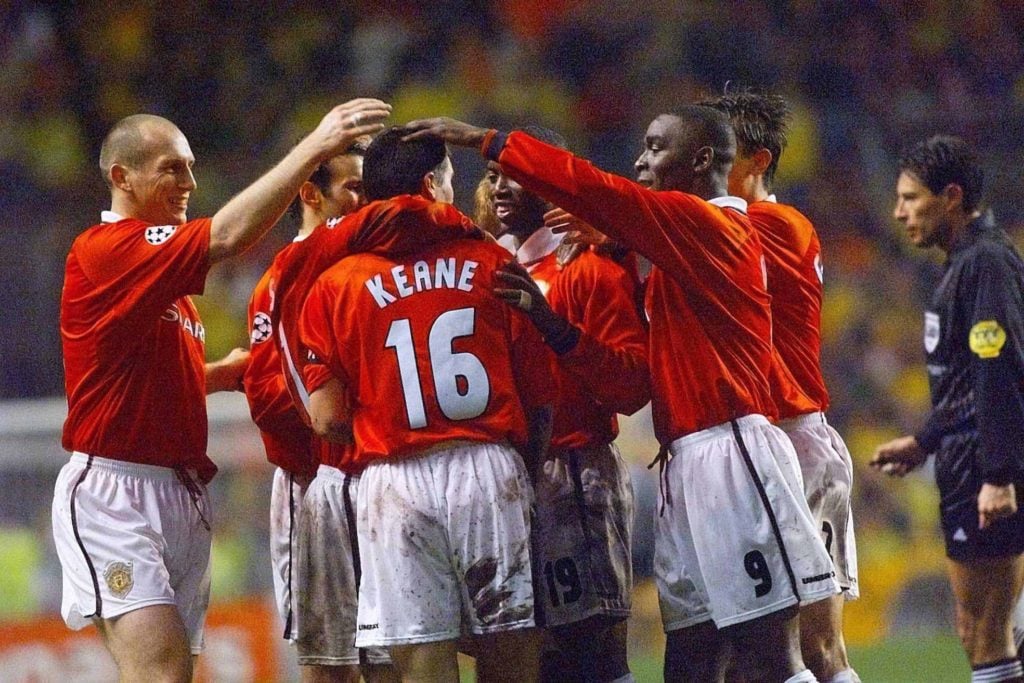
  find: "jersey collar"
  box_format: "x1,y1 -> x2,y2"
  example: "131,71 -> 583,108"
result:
101,210 -> 125,223
708,196 -> 748,214
515,226 -> 562,266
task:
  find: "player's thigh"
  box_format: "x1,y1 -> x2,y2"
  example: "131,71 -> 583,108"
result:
388,640 -> 459,682
542,615 -> 629,682
474,626 -> 541,683
948,554 -> 1024,625
97,603 -> 192,679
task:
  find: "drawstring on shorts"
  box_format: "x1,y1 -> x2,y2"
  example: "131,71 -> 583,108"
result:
176,469 -> 211,531
648,445 -> 671,517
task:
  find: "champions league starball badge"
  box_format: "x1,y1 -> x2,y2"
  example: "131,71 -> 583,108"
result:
251,312 -> 273,344
104,561 -> 134,598
145,224 -> 177,245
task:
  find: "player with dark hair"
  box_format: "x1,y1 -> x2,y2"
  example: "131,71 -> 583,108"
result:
299,128 -> 554,682
404,110 -> 837,681
243,138 -> 398,681
704,89 -> 860,683
480,124 -> 649,682
52,100 -> 390,682
872,135 -> 1024,683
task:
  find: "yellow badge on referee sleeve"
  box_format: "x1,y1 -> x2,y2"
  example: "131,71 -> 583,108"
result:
969,320 -> 1006,358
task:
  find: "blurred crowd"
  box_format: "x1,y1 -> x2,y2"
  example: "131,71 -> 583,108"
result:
3,0 -> 1024,629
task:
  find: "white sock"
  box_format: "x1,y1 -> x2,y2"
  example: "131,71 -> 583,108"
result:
971,659 -> 1024,682
784,670 -> 818,683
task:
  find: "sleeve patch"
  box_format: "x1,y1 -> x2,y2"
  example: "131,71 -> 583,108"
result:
250,312 -> 273,344
144,225 -> 178,245
969,320 -> 1006,358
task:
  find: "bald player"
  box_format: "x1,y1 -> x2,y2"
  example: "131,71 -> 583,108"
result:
53,100 -> 389,681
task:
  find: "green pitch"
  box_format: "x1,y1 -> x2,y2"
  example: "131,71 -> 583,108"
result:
461,634 -> 971,681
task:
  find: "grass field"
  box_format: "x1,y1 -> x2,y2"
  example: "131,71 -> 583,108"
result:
625,634 -> 970,682
460,634 -> 970,682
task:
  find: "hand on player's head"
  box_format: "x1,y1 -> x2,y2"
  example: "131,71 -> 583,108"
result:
309,98 -> 392,159
402,117 -> 489,147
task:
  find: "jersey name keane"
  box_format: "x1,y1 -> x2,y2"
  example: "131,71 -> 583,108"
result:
365,257 -> 479,309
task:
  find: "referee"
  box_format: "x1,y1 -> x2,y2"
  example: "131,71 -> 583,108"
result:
872,135 -> 1024,683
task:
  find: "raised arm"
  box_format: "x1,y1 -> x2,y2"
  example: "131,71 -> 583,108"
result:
207,99 -> 390,264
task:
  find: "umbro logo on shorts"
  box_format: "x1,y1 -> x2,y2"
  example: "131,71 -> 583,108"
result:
251,312 -> 273,344
145,224 -> 177,245
358,623 -> 378,630
801,570 -> 835,585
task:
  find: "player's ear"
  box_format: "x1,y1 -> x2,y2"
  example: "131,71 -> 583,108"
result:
298,180 -> 321,210
110,163 -> 131,192
693,146 -> 714,173
421,171 -> 437,201
752,148 -> 773,175
942,183 -> 964,212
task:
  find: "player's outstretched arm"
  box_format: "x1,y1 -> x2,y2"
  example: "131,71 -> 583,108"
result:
205,347 -> 250,394
870,435 -> 928,477
207,99 -> 391,264
402,117 -> 489,147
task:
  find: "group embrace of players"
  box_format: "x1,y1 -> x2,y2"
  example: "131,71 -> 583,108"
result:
53,86 -> 1024,683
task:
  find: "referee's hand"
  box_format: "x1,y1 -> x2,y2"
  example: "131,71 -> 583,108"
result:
978,483 -> 1017,529
870,435 -> 927,477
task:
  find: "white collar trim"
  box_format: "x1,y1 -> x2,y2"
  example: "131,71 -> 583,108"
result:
765,194 -> 778,203
516,226 -> 562,264
708,196 -> 748,213
101,210 -> 125,223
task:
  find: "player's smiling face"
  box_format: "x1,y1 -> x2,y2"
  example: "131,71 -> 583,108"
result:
635,114 -> 694,192
485,161 -> 547,239
894,171 -> 949,249
126,124 -> 196,225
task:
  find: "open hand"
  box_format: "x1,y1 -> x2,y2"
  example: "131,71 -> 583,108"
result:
545,207 -> 608,247
309,98 -> 391,159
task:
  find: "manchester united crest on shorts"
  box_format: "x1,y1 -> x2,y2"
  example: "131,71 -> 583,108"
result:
251,312 -> 273,344
145,225 -> 177,245
104,561 -> 134,598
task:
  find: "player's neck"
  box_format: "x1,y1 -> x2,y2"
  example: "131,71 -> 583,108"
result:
938,210 -> 982,253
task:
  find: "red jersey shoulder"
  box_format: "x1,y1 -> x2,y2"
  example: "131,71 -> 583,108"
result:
749,201 -> 818,259
73,217 -> 210,281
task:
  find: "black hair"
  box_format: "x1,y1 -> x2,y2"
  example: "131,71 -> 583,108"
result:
363,127 -> 448,201
897,135 -> 984,212
700,88 -> 791,186
287,138 -> 368,224
672,105 -> 736,171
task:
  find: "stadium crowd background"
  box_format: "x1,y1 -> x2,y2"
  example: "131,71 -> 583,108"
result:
2,0 -> 1024,675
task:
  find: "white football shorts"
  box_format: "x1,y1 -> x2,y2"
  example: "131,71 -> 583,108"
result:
295,465 -> 390,666
269,467 -> 308,641
654,415 -> 839,630
533,442 -> 634,627
355,441 -> 535,647
778,411 -> 859,599
52,453 -> 212,653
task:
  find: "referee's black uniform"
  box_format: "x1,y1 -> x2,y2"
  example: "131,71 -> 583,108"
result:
915,210 -> 1024,560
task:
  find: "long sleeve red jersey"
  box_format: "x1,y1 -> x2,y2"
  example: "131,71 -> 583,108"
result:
749,198 -> 830,416
528,247 -> 649,450
242,254 -> 317,477
490,132 -> 777,444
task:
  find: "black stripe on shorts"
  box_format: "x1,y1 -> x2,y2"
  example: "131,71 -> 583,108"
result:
70,455 -> 102,618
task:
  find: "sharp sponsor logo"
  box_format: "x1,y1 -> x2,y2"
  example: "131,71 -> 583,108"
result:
161,304 -> 206,341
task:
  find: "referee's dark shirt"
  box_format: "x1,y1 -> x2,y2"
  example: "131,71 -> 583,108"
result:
915,212 -> 1024,513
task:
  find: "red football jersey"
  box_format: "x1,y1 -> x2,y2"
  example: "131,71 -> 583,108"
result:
528,248 -> 649,450
749,199 -> 829,416
61,214 -> 216,481
300,238 -> 556,466
242,255 -> 317,477
271,196 -> 481,426
494,132 -> 777,443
